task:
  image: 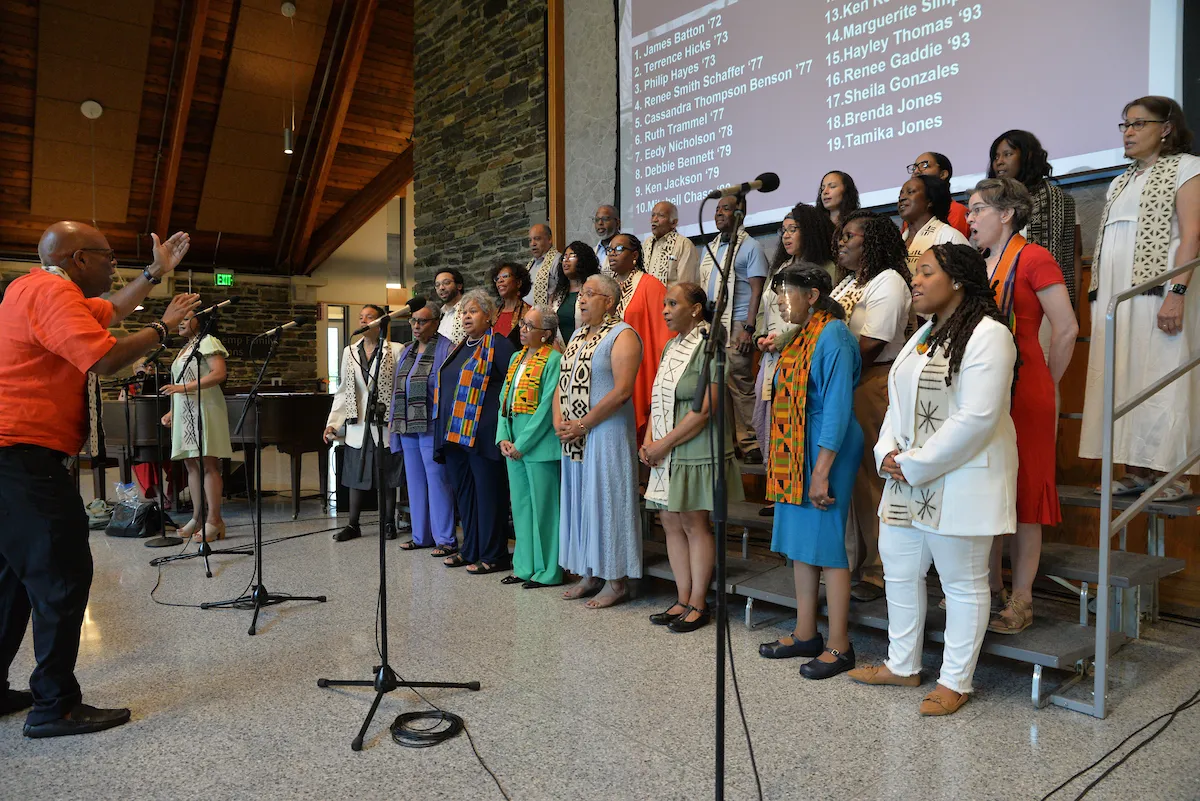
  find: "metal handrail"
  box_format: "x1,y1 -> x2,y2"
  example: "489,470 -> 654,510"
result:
1077,255 -> 1200,719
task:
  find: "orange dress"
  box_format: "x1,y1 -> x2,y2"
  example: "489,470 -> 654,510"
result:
1006,243 -> 1064,525
620,273 -> 671,443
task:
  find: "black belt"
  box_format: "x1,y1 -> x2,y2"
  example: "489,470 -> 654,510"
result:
0,443 -> 71,462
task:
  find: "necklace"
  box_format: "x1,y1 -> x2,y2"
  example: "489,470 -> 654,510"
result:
915,326 -> 934,355
466,335 -> 483,347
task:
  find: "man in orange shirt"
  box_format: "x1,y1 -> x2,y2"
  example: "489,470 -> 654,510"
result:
0,221 -> 198,739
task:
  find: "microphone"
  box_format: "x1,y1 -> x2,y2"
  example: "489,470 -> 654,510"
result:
351,296 -> 427,336
194,297 -> 239,317
705,172 -> 781,200
141,344 -> 167,368
260,316 -> 312,338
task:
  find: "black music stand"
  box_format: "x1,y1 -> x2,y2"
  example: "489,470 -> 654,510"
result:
318,315 -> 479,751
201,330 -> 327,634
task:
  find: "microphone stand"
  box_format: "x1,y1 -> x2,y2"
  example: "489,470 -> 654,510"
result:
143,351 -> 183,548
200,330 -> 327,633
319,315 -> 480,751
691,197 -> 742,801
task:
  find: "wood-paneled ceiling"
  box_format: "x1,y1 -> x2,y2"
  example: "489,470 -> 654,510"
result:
0,0 -> 413,275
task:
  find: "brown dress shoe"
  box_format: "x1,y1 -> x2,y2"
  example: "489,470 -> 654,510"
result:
919,685 -> 969,716
847,663 -> 921,687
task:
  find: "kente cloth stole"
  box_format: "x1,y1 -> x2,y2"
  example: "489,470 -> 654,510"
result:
557,318 -> 620,462
881,337 -> 952,529
1089,154 -> 1181,300
988,233 -> 1025,335
645,323 -> 708,505
529,247 -> 560,305
700,229 -> 750,329
830,274 -> 868,317
616,271 -> 643,319
645,232 -> 680,284
389,344 -> 434,436
444,331 -> 496,448
767,311 -> 832,505
41,265 -> 104,458
905,219 -> 943,273
502,345 -> 552,417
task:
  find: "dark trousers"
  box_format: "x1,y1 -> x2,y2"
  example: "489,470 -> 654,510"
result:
443,444 -> 510,567
0,446 -> 93,724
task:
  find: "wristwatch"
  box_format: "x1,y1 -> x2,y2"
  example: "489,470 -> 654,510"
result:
1167,283 -> 1188,296
142,268 -> 162,285
741,323 -> 756,334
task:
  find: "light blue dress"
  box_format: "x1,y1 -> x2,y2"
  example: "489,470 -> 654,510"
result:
559,322 -> 643,580
770,320 -> 863,568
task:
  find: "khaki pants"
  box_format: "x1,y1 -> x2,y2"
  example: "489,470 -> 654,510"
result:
726,344 -> 759,454
846,362 -> 890,586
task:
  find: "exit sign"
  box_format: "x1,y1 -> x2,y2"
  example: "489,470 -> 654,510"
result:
214,270 -> 234,287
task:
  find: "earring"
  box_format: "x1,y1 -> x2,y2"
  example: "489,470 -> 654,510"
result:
953,282 -> 962,290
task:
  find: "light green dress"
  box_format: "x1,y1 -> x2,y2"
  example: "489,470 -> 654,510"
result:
170,336 -> 233,460
647,347 -> 744,512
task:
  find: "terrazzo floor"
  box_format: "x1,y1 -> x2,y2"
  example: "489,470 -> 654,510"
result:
4,499 -> 1200,801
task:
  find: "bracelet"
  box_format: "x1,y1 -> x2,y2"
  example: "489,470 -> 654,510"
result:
576,420 -> 588,432
147,322 -> 168,344
142,268 -> 162,285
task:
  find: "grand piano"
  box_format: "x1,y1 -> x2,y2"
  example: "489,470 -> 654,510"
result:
103,392 -> 334,519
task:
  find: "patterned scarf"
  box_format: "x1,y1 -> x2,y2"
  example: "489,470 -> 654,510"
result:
557,318 -> 621,461
881,330 -> 952,529
905,219 -> 945,274
700,229 -> 750,330
343,339 -> 396,425
830,273 -> 868,317
1089,154 -> 1182,300
1028,179 -> 1077,305
389,343 -> 435,435
41,265 -> 104,458
528,247 -> 560,306
646,323 -> 708,505
444,330 -> 496,448
502,344 -> 552,417
768,311 -> 832,505
988,233 -> 1025,335
644,231 -> 683,284
615,270 -> 643,318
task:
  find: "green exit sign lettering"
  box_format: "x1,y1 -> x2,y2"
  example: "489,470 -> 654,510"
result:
214,270 -> 234,287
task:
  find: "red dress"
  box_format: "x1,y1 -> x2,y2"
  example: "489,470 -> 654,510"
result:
1007,243 -> 1063,525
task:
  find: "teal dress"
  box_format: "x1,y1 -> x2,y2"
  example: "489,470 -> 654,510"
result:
556,291 -> 579,343
646,345 -> 744,512
496,348 -> 563,585
770,321 -> 862,568
170,336 -> 233,461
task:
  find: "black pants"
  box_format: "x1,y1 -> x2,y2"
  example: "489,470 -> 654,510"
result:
443,444 -> 510,567
0,446 -> 93,724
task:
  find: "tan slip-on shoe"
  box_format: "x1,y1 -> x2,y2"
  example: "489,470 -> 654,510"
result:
919,685 -> 969,716
847,663 -> 921,687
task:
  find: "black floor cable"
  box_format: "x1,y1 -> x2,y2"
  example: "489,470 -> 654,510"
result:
725,615 -> 764,801
1040,686 -> 1200,800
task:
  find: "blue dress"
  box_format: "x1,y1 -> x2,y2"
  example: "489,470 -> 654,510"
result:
559,322 -> 643,580
770,320 -> 863,568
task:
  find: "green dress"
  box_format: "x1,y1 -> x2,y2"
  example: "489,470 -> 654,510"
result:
170,336 -> 233,461
647,347 -> 744,512
556,291 -> 578,343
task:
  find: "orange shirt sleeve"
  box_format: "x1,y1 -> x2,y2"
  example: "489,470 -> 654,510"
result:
29,281 -> 117,374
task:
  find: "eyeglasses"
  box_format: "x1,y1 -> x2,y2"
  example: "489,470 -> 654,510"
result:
562,252 -> 578,261
78,247 -> 116,261
593,215 -> 615,224
837,229 -> 864,242
493,273 -> 514,283
906,159 -> 933,174
579,288 -> 612,300
779,225 -> 799,236
1118,119 -> 1167,133
434,279 -> 457,288
411,317 -> 437,326
609,245 -> 631,254
966,204 -> 993,217
518,320 -> 554,331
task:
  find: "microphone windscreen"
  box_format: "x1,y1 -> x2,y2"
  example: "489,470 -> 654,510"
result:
756,172 -> 781,193
293,316 -> 312,326
406,296 -> 427,312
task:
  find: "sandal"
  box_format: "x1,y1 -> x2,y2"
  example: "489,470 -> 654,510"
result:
1094,474 -> 1152,496
443,554 -> 468,568
1155,479 -> 1193,502
467,561 -> 505,575
500,575 -> 524,585
431,545 -> 458,558
988,596 -> 1034,635
398,540 -> 431,551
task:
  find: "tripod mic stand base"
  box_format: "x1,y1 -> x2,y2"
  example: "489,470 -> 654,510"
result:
143,535 -> 184,548
318,666 -> 481,751
202,583 -> 327,636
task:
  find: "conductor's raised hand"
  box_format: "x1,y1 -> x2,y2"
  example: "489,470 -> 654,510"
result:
150,232 -> 191,277
161,293 -> 201,329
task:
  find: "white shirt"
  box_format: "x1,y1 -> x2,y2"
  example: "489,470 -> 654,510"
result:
847,270 -> 912,363
438,298 -> 465,344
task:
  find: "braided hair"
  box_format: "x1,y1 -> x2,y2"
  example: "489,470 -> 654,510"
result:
773,262 -> 846,321
922,243 -> 1019,387
835,210 -> 910,288
609,232 -> 646,273
768,203 -> 835,279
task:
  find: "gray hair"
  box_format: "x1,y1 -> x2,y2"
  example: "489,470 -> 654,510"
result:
585,273 -> 620,302
972,177 -> 1033,231
528,303 -> 556,328
459,288 -> 497,321
653,200 -> 679,223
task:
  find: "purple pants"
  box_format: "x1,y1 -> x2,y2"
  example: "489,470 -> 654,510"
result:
398,432 -> 457,547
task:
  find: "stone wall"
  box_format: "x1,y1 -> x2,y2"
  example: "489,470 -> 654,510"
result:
412,0 -> 549,293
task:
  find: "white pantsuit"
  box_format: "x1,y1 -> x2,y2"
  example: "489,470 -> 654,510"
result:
875,317 -> 1018,694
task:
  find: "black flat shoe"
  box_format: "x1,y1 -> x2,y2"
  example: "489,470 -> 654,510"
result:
850,582 -> 884,602
23,703 -> 131,739
522,580 -> 560,589
759,505 -> 774,517
759,633 -> 824,659
384,522 -> 398,541
649,603 -> 688,626
500,575 -> 524,585
743,448 -> 764,465
668,606 -> 711,633
333,525 -> 361,542
799,646 -> 856,680
1,689 -> 33,716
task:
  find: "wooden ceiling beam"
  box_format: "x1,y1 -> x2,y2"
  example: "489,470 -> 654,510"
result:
154,0 -> 210,236
302,144 -> 411,274
288,0 -> 378,270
